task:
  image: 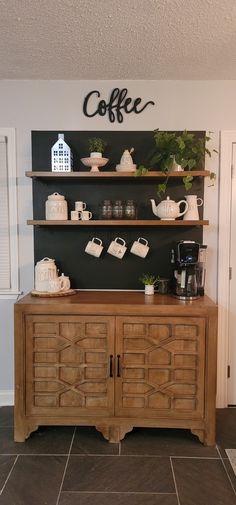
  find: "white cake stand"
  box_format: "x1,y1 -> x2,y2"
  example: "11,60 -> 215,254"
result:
81,157 -> 109,172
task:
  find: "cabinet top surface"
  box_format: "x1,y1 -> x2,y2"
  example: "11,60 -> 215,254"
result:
15,291 -> 217,313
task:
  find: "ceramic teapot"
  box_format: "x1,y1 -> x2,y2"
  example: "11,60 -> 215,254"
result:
35,257 -> 58,292
150,196 -> 189,220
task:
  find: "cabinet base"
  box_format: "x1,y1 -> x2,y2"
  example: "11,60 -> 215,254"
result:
96,424 -> 134,443
14,419 -> 215,446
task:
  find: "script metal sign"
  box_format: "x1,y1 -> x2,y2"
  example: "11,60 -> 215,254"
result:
83,88 -> 155,123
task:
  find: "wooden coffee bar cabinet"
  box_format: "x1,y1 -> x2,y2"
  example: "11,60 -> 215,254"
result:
14,131 -> 217,445
14,291 -> 217,445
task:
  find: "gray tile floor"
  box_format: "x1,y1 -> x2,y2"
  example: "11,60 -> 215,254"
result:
0,407 -> 235,505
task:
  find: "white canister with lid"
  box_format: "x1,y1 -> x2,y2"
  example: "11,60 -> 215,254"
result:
35,257 -> 58,292
45,192 -> 68,220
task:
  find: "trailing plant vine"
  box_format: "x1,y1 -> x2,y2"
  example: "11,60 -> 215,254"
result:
136,130 -> 217,198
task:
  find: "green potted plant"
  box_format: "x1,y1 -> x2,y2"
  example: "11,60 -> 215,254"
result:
137,130 -> 216,196
139,273 -> 159,295
81,137 -> 108,172
88,137 -> 107,158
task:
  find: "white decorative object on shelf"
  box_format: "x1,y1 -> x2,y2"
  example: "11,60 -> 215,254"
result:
183,194 -> 203,220
80,157 -> 109,172
45,192 -> 68,220
150,196 -> 189,220
51,133 -> 73,172
116,148 -> 136,172
34,257 -> 71,293
35,257 -> 57,292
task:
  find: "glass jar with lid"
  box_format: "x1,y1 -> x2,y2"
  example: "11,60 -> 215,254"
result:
124,199 -> 136,219
101,200 -> 113,219
112,200 -> 124,219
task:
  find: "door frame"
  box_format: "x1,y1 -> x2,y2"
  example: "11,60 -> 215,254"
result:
217,130 -> 236,407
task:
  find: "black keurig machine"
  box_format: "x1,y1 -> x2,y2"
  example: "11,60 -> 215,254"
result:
172,241 -> 201,300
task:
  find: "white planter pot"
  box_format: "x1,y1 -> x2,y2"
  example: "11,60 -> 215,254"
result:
144,284 -> 155,295
90,152 -> 102,158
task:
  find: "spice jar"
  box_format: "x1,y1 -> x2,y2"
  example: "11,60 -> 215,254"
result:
45,192 -> 68,220
101,200 -> 113,219
112,200 -> 124,219
124,199 -> 136,219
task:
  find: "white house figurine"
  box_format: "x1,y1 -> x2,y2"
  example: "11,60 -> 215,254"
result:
51,133 -> 73,172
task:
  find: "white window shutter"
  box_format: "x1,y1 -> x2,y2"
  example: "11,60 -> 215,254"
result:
0,129 -> 19,298
0,136 -> 11,289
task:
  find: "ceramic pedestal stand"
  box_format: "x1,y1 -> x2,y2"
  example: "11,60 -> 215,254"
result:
81,157 -> 109,172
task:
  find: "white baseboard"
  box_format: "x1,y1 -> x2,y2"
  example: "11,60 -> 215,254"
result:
0,390 -> 14,406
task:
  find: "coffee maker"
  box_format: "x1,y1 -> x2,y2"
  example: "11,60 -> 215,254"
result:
172,241 -> 200,300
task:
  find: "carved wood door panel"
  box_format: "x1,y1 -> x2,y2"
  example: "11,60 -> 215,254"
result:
115,316 -> 205,419
25,315 -> 115,417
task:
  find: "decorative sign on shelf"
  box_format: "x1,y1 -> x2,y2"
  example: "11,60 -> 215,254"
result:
83,87 -> 155,123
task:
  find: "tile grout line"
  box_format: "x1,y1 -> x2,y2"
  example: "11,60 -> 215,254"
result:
0,455 -> 19,496
51,453 -> 221,459
216,444 -> 236,497
60,491 -> 178,495
0,453 -> 221,458
0,453 -> 71,457
170,457 -> 181,505
55,427 -> 76,505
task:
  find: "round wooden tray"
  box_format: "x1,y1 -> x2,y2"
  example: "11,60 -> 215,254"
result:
31,289 -> 77,297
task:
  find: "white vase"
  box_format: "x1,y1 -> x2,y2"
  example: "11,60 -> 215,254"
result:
170,156 -> 184,172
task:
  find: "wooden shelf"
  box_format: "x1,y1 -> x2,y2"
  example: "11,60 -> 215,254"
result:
27,219 -> 209,226
25,170 -> 210,179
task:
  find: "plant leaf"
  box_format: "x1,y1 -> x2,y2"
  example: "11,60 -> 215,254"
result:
209,171 -> 216,180
135,165 -> 149,176
183,175 -> 193,191
157,183 -> 167,198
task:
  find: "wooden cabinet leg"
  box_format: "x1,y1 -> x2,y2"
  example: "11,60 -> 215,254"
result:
96,424 -> 133,443
14,422 -> 39,442
191,428 -> 215,447
191,428 -> 204,444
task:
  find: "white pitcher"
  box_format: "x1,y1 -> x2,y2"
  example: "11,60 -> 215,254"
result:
184,195 -> 203,220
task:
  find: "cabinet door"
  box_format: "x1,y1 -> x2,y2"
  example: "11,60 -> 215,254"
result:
25,315 -> 115,417
115,316 -> 205,419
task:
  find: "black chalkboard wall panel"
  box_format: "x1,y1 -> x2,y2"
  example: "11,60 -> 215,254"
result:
32,131 -> 205,290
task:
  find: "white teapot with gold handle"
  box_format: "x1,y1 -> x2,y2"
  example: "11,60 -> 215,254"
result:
150,196 -> 189,220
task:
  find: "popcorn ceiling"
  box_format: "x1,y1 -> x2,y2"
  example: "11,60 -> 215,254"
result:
0,0 -> 235,79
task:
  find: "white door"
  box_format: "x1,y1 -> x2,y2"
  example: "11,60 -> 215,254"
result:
228,142 -> 236,404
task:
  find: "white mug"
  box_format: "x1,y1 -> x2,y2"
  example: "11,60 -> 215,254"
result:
85,237 -> 103,258
48,274 -> 70,293
130,237 -> 149,258
78,210 -> 92,220
107,237 -> 127,259
75,201 -> 86,211
71,210 -> 79,220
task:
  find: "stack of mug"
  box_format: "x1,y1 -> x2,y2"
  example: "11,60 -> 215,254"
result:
71,201 -> 92,221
